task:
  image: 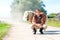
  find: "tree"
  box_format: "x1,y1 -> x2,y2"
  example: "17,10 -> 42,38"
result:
48,13 -> 56,18
11,0 -> 46,14
11,0 -> 47,20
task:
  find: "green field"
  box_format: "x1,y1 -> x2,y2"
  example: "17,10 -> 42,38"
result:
47,19 -> 60,27
0,22 -> 10,40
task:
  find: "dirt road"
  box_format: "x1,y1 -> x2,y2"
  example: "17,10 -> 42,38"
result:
2,21 -> 60,40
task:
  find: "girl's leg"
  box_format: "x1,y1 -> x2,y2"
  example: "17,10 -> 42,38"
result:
39,27 -> 44,34
33,28 -> 37,34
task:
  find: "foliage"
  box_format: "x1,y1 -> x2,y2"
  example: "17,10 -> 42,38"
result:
48,13 -> 56,18
11,0 -> 47,14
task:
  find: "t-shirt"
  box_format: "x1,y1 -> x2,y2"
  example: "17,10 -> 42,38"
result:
34,14 -> 43,24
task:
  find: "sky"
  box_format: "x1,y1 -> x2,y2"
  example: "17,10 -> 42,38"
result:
0,0 -> 13,18
0,0 -> 60,18
43,0 -> 60,14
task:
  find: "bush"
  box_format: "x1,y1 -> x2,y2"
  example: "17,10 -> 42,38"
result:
48,13 -> 56,18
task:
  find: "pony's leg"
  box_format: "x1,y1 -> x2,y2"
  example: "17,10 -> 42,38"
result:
43,24 -> 47,32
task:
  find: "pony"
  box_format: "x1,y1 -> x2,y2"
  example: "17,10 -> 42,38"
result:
23,11 -> 34,23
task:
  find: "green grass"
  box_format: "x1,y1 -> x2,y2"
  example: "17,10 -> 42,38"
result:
0,22 -> 10,40
47,18 -> 60,27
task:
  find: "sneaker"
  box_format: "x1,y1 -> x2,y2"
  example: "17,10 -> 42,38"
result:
40,32 -> 44,34
33,32 -> 36,34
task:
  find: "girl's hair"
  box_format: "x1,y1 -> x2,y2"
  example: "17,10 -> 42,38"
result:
37,9 -> 41,12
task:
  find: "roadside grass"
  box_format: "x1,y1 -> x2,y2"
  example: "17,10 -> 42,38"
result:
47,18 -> 60,27
0,22 -> 10,40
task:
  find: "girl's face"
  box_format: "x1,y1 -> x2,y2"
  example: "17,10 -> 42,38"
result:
35,10 -> 41,15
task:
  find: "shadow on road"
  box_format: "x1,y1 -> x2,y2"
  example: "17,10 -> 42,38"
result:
45,30 -> 60,35
37,30 -> 60,35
